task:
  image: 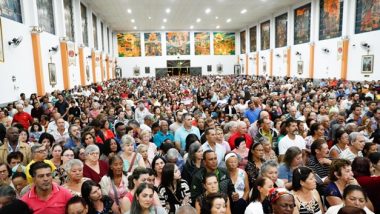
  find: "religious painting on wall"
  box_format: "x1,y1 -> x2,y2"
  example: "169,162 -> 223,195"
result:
249,26 -> 257,52
48,63 -> 57,86
37,0 -> 55,34
213,32 -> 235,55
275,13 -> 288,48
297,61 -> 304,75
361,55 -> 374,73
240,31 -> 246,54
166,32 -> 190,55
261,20 -> 270,50
355,0 -> 380,34
319,0 -> 343,40
0,0 -> 23,23
144,32 -> 162,56
294,3 -> 311,45
92,14 -> 98,50
80,3 -> 88,46
117,33 -> 141,57
194,32 -> 210,55
0,19 -> 3,62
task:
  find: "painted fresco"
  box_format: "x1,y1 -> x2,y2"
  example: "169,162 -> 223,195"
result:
355,0 -> 380,34
261,21 -> 270,50
144,32 -> 162,56
166,32 -> 190,55
0,0 -> 22,23
294,3 -> 311,45
117,33 -> 141,57
319,0 -> 343,40
194,32 -> 210,55
275,13 -> 288,48
240,31 -> 246,54
213,32 -> 235,55
249,26 -> 257,52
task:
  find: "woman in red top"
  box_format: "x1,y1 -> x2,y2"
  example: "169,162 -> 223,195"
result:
83,145 -> 109,183
352,157 -> 379,213
100,119 -> 115,141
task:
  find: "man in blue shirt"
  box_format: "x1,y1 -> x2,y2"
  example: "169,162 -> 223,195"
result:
244,101 -> 261,124
174,113 -> 200,150
153,120 -> 174,148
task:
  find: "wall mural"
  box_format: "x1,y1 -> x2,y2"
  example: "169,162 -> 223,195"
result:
240,31 -> 246,54
117,33 -> 141,57
319,0 -> 343,40
194,32 -> 210,55
213,32 -> 235,55
249,26 -> 257,52
80,3 -> 88,46
355,0 -> 380,34
275,13 -> 288,48
261,20 -> 270,50
166,32 -> 190,55
0,0 -> 22,23
294,3 -> 311,45
144,32 -> 162,56
0,19 -> 3,62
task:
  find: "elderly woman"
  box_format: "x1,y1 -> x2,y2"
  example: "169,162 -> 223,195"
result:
260,160 -> 285,188
99,155 -> 129,208
224,121 -> 238,142
139,130 -> 158,163
324,159 -> 358,208
225,153 -> 249,214
268,188 -> 296,214
292,166 -> 323,214
137,144 -> 150,168
83,144 -> 109,183
62,159 -> 89,196
120,135 -> 145,173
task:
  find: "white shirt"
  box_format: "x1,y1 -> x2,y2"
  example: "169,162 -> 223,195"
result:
278,135 -> 306,155
339,148 -> 363,162
326,204 -> 374,214
245,201 -> 264,214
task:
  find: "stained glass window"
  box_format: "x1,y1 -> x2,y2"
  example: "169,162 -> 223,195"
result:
63,0 -> 74,41
37,0 -> 55,34
80,4 -> 88,46
93,14 -> 98,50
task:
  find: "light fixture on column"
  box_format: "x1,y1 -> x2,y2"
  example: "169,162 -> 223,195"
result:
322,48 -> 330,54
49,46 -> 59,54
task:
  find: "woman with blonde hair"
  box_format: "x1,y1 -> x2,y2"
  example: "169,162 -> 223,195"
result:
137,144 -> 150,168
120,135 -> 145,173
139,130 -> 157,163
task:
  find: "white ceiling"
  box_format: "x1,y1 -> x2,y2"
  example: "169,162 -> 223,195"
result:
83,0 -> 299,32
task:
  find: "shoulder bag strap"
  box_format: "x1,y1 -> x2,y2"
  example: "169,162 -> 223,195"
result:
128,153 -> 137,173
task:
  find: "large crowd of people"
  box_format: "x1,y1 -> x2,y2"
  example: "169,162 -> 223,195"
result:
0,75 -> 379,214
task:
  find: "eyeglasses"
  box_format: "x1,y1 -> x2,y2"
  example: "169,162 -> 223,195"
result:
89,152 -> 99,156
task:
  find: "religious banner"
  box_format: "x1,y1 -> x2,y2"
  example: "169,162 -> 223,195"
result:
319,0 -> 343,40
117,33 -> 141,57
166,32 -> 190,55
294,3 -> 311,45
213,32 -> 235,55
194,32 -> 210,55
240,30 -> 246,54
95,52 -> 100,67
275,13 -> 288,48
144,32 -> 162,56
249,26 -> 257,52
67,42 -> 76,66
337,40 -> 343,60
355,0 -> 380,34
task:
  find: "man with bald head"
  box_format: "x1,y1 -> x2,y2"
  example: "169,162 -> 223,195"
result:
0,127 -> 31,165
228,120 -> 253,149
47,112 -> 69,133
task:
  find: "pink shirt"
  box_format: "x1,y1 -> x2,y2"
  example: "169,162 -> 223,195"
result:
21,183 -> 72,214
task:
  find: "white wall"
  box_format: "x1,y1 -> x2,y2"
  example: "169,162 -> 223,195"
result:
0,17 -> 37,104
